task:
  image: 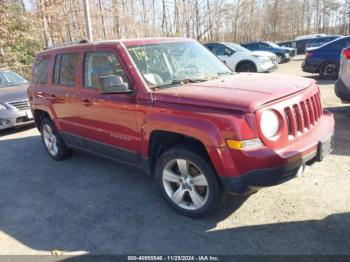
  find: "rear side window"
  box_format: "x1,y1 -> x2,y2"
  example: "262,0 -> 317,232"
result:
83,51 -> 127,89
53,53 -> 79,86
33,56 -> 50,84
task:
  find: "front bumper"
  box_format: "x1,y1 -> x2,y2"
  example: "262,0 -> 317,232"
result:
258,61 -> 276,72
0,108 -> 34,130
335,78 -> 350,102
219,110 -> 334,195
221,135 -> 333,195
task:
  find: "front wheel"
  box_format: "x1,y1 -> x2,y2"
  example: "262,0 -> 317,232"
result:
40,118 -> 72,160
155,145 -> 223,218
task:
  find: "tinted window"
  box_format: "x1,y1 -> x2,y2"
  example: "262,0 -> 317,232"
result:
33,56 -> 50,84
84,51 -> 127,89
210,45 -> 227,56
53,53 -> 79,86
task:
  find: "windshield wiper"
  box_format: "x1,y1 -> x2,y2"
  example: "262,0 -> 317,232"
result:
155,78 -> 208,89
217,71 -> 234,76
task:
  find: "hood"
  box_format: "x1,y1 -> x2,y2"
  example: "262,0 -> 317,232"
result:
152,74 -> 315,112
0,84 -> 29,103
281,46 -> 294,51
251,51 -> 276,58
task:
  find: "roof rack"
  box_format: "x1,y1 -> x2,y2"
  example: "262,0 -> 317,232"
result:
44,39 -> 90,50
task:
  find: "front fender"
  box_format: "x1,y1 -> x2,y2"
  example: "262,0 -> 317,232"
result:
139,108 -> 257,177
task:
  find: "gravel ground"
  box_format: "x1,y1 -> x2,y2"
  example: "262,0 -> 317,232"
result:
0,57 -> 349,256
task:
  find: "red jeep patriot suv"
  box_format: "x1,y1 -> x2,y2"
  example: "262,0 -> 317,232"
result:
28,38 -> 334,218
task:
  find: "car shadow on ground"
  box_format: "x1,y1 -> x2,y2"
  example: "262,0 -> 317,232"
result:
0,124 -> 35,138
0,135 -> 349,255
301,75 -> 336,86
325,106 -> 350,157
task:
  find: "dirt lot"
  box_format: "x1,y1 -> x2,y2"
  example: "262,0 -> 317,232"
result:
0,57 -> 349,255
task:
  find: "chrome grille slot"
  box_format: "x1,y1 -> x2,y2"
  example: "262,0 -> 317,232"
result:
283,90 -> 322,140
8,100 -> 30,111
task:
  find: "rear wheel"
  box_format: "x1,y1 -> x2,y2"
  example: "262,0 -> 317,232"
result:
155,145 -> 223,218
236,62 -> 257,73
40,118 -> 72,160
319,62 -> 339,80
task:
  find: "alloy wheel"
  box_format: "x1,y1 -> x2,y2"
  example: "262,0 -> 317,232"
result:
162,159 -> 209,210
42,124 -> 58,156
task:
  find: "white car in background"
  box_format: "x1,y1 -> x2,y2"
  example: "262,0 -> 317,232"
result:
204,42 -> 278,73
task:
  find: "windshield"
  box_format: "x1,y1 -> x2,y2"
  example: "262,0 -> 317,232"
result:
0,71 -> 27,88
266,42 -> 281,48
223,42 -> 250,53
127,41 -> 232,88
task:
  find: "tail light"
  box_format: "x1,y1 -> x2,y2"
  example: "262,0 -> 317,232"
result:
343,48 -> 350,59
305,52 -> 313,58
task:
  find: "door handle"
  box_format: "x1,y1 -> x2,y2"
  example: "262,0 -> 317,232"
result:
36,91 -> 46,98
81,99 -> 93,106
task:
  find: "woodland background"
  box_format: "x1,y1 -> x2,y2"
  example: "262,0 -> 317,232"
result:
1,0 -> 350,77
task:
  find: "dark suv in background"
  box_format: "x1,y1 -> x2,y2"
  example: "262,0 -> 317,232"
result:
241,41 -> 291,63
302,36 -> 350,79
306,35 -> 343,50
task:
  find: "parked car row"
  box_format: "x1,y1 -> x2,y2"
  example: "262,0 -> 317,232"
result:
204,42 -> 278,73
278,34 -> 342,55
241,41 -> 293,63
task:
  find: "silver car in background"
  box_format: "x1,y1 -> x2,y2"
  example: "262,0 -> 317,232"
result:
0,70 -> 34,130
335,48 -> 350,103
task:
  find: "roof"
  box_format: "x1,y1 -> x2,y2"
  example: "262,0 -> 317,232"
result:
36,37 -> 193,56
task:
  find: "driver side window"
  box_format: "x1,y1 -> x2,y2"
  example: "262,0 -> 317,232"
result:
84,51 -> 127,89
212,45 -> 231,56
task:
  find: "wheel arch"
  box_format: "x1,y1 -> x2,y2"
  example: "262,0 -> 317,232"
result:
33,109 -> 52,130
147,130 -> 211,174
140,114 -> 237,177
235,60 -> 257,72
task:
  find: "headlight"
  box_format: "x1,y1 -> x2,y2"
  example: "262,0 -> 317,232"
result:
0,104 -> 7,111
260,110 -> 280,138
258,56 -> 270,63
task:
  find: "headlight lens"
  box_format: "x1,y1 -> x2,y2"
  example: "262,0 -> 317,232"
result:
260,110 -> 280,138
258,56 -> 270,63
0,104 -> 7,111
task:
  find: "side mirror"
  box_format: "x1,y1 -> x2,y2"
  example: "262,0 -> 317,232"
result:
98,75 -> 133,94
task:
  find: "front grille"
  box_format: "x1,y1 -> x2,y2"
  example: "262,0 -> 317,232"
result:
284,92 -> 322,138
8,100 -> 30,111
16,117 -> 32,123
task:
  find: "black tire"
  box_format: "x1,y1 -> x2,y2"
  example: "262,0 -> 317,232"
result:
40,118 -> 72,160
277,54 -> 284,64
319,62 -> 339,80
236,62 -> 257,73
155,144 -> 223,218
